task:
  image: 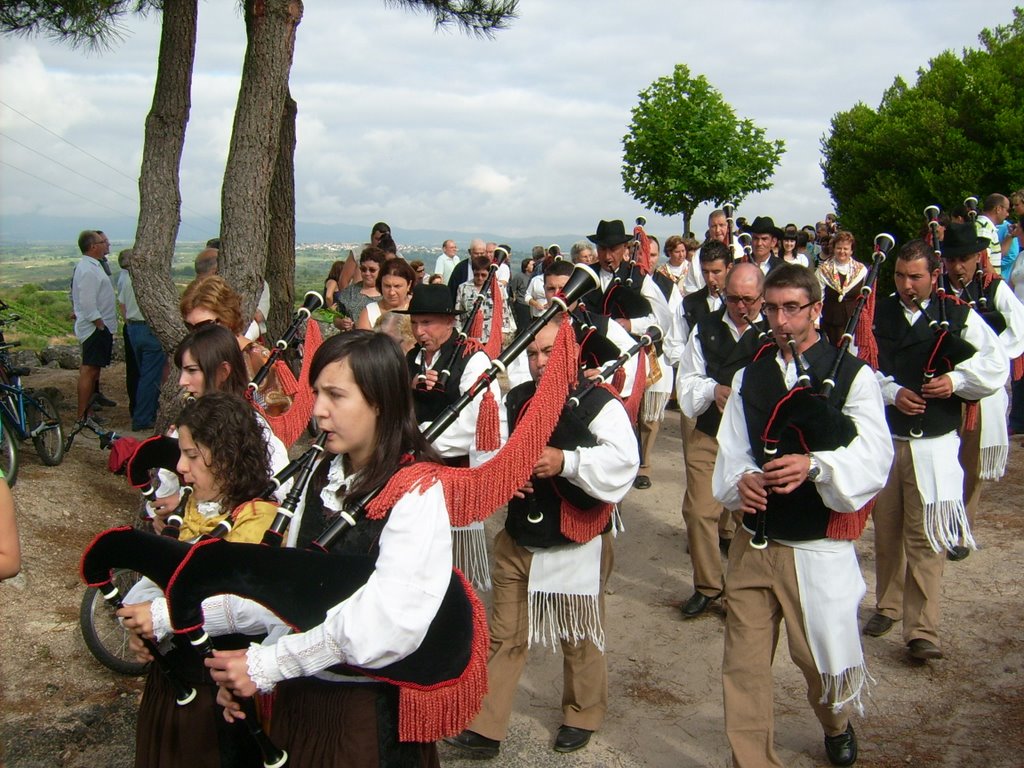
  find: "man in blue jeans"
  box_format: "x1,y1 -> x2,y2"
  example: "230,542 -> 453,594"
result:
117,249 -> 166,431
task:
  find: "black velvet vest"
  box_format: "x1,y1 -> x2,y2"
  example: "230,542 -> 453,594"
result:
295,455 -> 389,557
503,380 -> 614,548
739,340 -> 862,541
682,287 -> 713,333
943,275 -> 1008,335
582,261 -> 653,321
874,295 -> 973,437
407,331 -> 474,424
694,308 -> 769,438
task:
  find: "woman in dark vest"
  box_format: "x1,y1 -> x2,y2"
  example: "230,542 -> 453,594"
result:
816,231 -> 867,346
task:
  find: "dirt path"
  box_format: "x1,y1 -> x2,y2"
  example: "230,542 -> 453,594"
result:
2,365 -> 1022,767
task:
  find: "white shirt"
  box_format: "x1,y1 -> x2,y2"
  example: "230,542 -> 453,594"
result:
117,270 -> 144,322
72,256 -> 117,342
713,358 -> 893,515
955,279 -> 1024,360
677,312 -> 762,419
434,253 -> 460,283
527,274 -> 548,317
976,215 -> 1001,267
664,291 -> 723,366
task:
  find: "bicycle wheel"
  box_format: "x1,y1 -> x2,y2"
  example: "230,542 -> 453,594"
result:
0,414 -> 17,487
25,392 -> 65,466
79,567 -> 150,676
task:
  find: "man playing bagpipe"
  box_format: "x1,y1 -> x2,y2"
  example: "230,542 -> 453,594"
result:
676,262 -> 768,619
864,239 -> 1006,658
712,264 -> 893,767
445,320 -> 639,759
938,222 -> 1024,561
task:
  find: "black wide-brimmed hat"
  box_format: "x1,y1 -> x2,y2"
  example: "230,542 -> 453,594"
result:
744,216 -> 784,239
393,284 -> 458,315
587,220 -> 633,248
940,222 -> 991,260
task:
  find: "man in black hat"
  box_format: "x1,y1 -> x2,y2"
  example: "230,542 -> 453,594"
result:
864,239 -> 1005,660
744,216 -> 784,274
938,222 -> 1024,560
582,219 -> 670,337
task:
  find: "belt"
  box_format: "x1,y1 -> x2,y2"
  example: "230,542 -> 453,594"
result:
126,319 -> 148,325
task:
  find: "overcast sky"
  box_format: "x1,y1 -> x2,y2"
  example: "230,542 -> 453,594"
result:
0,0 -> 1018,243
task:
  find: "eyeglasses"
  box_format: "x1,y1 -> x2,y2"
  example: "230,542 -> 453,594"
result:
763,301 -> 815,316
725,294 -> 762,305
359,264 -> 377,272
185,318 -> 220,331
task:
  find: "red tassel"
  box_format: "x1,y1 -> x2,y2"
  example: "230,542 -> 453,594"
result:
392,569 -> 490,742
251,318 -> 324,447
611,367 -> 626,394
559,498 -> 613,543
963,401 -> 979,432
826,498 -> 873,540
1013,355 -> 1024,382
475,389 -> 500,453
622,346 -> 647,424
468,309 -> 484,343
366,321 -> 580,528
484,280 -> 504,360
855,287 -> 878,370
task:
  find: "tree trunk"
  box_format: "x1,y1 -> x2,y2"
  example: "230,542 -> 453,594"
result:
129,0 -> 198,427
219,0 -> 303,322
682,209 -> 693,239
266,90 -> 297,343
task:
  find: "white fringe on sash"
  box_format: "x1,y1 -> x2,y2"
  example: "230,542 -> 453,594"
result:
980,445 -> 1008,481
820,664 -> 874,716
527,591 -> 605,653
909,433 -> 977,553
923,499 -> 976,553
641,390 -> 671,423
978,388 -> 1009,480
452,522 -> 491,592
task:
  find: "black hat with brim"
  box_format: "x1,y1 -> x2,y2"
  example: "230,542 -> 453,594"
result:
392,284 -> 458,316
587,219 -> 633,248
940,222 -> 991,260
744,216 -> 784,239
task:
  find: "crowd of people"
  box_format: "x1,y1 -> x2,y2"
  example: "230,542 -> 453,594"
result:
60,188 -> 1024,767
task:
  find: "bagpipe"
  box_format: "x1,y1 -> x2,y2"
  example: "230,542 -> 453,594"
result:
426,263 -> 500,394
964,195 -> 979,222
567,325 -> 662,409
80,264 -> 601,755
248,291 -> 325,447
723,201 -> 736,257
751,233 -> 895,548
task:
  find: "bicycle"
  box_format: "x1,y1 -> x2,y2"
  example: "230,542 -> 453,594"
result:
79,565 -> 150,675
0,310 -> 66,487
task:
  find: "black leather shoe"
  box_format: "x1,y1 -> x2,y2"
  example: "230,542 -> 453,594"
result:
824,723 -> 857,766
553,725 -> 592,753
907,638 -> 944,660
633,474 -> 652,489
443,730 -> 500,759
680,590 -> 721,618
863,613 -> 894,637
94,393 -> 118,408
947,545 -> 970,561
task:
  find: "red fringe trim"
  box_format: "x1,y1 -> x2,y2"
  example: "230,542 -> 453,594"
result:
826,498 -> 873,540
622,345 -> 647,424
1013,354 -> 1024,382
855,287 -> 878,370
475,389 -> 501,453
468,310 -> 484,344
392,569 -> 490,742
964,401 -> 979,432
559,498 -> 613,544
633,226 -> 652,275
366,321 -> 580,528
253,318 -> 323,448
461,337 -> 485,359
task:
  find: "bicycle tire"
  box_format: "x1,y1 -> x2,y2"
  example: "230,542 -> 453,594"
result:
0,414 -> 18,487
25,392 -> 65,466
79,567 -> 150,676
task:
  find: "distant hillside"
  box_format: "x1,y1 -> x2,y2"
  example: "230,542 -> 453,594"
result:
0,214 -> 585,255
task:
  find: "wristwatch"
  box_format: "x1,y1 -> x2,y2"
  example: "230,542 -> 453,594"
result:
807,455 -> 821,482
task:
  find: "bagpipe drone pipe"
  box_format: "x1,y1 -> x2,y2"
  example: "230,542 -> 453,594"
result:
749,234 -> 896,549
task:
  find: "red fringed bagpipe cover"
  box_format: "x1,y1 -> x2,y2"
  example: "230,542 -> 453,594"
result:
249,318 -> 323,448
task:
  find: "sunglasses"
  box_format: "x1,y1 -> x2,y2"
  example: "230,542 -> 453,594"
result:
185,318 -> 220,332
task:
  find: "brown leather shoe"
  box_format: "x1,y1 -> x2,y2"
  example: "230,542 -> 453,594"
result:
907,638 -> 944,660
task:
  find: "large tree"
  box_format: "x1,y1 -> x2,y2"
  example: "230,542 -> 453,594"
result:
821,7 -> 1024,250
621,64 -> 784,236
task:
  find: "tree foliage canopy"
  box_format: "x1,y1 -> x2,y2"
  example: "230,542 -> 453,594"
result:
621,64 -> 784,234
0,1 -> 153,48
821,7 -> 1024,248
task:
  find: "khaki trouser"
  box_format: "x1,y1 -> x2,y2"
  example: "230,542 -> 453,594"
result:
467,530 -> 614,741
871,439 -> 947,645
682,422 -> 727,596
723,528 -> 849,768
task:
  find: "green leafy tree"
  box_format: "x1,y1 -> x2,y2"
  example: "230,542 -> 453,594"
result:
621,64 -> 784,236
821,7 -> 1024,252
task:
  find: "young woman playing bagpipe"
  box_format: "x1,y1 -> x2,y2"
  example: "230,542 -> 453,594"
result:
116,392 -> 277,767
195,330 -> 455,767
148,324 -> 290,523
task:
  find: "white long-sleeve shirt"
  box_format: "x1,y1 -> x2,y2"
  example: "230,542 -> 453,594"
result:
713,358 -> 893,515
676,312 -> 762,420
72,256 -> 117,342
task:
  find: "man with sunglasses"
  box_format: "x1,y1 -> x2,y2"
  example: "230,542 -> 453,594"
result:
676,263 -> 766,618
712,264 -> 892,767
